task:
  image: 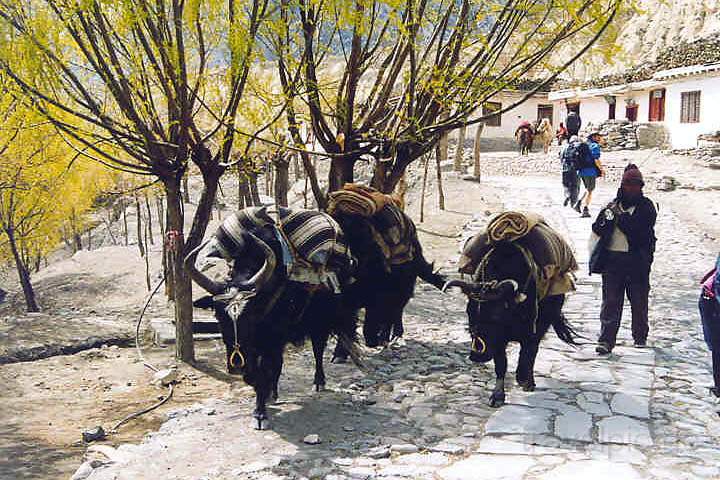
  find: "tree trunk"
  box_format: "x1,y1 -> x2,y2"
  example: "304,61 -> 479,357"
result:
274,153 -> 290,207
249,174 -> 261,205
163,179 -> 194,363
420,154 -> 430,223
473,124 -> 485,179
434,145 -> 445,210
454,124 -> 466,172
183,174 -> 191,204
6,229 -> 39,312
86,229 -> 92,251
329,157 -> 356,192
122,202 -> 129,246
145,193 -> 155,246
135,195 -> 145,257
292,152 -> 301,182
438,126 -> 449,167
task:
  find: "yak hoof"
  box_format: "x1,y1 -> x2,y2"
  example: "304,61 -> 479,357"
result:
521,382 -> 536,392
253,413 -> 270,430
489,392 -> 506,408
315,383 -> 326,392
331,354 -> 348,364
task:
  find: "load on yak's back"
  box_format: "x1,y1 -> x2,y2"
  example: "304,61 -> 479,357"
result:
445,211 -> 579,407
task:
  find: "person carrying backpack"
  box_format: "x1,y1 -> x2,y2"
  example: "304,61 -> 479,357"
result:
559,135 -> 582,208
566,111 -> 581,136
699,255 -> 720,398
575,131 -> 604,218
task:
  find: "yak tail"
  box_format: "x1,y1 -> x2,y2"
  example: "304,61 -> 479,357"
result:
334,331 -> 366,371
412,238 -> 447,290
551,313 -> 581,346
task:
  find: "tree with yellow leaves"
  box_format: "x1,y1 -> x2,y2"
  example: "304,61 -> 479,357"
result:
0,91 -> 109,312
0,0 -> 268,361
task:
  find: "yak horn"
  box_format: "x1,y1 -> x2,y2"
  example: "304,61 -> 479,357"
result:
442,279 -> 468,293
184,240 -> 224,295
242,232 -> 276,289
497,279 -> 519,293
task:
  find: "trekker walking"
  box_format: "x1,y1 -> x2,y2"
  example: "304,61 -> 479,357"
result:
575,131 -> 604,218
559,135 -> 582,208
566,111 -> 581,136
591,164 -> 657,355
556,122 -> 569,145
698,255 -> 720,397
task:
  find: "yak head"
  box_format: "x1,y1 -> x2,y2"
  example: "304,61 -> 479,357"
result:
185,228 -> 279,384
444,242 -> 538,363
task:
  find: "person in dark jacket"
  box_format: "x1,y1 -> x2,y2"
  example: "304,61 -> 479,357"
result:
698,256 -> 720,397
566,111 -> 581,136
592,164 -> 657,355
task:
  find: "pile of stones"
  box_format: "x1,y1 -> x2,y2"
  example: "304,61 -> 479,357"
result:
584,120 -> 639,151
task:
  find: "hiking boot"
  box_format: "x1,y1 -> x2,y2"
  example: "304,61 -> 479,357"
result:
595,342 -> 611,355
581,206 -> 591,218
563,196 -> 570,207
573,200 -> 582,213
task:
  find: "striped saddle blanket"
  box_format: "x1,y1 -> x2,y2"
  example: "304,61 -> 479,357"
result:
368,203 -> 417,267
217,206 -> 353,272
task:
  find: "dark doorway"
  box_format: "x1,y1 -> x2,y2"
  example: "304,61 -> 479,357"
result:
626,104 -> 639,122
566,102 -> 580,115
537,104 -> 554,123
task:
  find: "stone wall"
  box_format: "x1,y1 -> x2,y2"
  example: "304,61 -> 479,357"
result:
582,120 -> 639,151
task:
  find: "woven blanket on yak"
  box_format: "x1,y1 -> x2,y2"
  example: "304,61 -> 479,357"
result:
369,203 -> 417,266
327,183 -> 400,217
216,206 -> 351,271
459,214 -> 577,299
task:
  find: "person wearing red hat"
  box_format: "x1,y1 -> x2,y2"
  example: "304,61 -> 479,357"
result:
590,164 -> 657,355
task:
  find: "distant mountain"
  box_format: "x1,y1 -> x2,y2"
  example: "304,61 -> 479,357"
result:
563,0 -> 720,80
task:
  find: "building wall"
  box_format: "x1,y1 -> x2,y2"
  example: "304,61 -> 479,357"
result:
478,92 -> 551,138
664,74 -> 720,149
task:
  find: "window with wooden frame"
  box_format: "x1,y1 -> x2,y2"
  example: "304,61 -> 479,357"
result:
482,102 -> 502,127
680,91 -> 701,123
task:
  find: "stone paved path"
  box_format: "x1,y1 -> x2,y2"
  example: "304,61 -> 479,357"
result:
80,175 -> 720,480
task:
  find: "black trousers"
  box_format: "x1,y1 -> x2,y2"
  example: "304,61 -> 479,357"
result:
598,256 -> 650,348
562,171 -> 579,206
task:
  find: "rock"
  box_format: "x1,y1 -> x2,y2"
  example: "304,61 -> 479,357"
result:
610,393 -> 650,419
82,426 -> 106,443
439,454 -> 536,480
555,411 -> 592,442
71,460 -> 104,480
151,368 -> 178,386
390,443 -> 419,454
366,446 -> 391,459
303,434 -> 322,445
484,406 -> 553,435
538,460 -> 644,480
597,416 -> 653,446
657,176 -> 679,191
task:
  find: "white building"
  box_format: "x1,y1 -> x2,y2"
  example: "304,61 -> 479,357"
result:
474,89 -> 555,150
549,63 -> 720,150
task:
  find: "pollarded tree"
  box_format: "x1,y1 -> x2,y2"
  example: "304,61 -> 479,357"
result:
274,0 -> 629,194
0,0 -> 268,361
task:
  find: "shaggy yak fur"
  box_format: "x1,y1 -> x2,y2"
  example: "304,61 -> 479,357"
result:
331,209 -> 446,351
451,241 -> 577,407
191,225 -> 360,430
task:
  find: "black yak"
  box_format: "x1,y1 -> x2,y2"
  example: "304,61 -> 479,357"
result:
186,207 -> 361,429
445,213 -> 578,407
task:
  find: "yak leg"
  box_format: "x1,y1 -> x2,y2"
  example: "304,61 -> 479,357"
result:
489,341 -> 509,407
311,332 -> 329,391
270,354 -> 283,402
517,339 -> 540,391
363,304 -> 385,347
252,349 -> 283,430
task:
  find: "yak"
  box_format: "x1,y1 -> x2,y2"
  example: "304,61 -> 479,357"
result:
445,217 -> 578,407
186,207 -> 361,430
330,202 -> 446,351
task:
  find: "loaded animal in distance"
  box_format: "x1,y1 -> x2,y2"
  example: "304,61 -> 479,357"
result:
445,212 -> 579,407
